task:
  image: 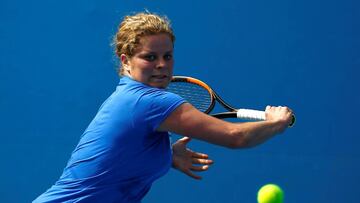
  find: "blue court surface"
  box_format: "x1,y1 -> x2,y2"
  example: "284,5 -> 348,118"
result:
1,0 -> 359,202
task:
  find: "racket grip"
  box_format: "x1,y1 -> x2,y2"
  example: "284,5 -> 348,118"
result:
236,109 -> 266,120
236,109 -> 295,127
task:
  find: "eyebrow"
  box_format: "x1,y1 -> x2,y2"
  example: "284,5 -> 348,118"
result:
139,50 -> 173,55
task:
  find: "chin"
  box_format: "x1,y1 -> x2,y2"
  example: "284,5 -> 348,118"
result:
150,81 -> 170,89
152,83 -> 168,89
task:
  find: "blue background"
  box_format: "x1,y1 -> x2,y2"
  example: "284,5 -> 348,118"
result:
1,0 -> 359,202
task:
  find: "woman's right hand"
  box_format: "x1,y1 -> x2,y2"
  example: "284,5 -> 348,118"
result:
265,105 -> 293,132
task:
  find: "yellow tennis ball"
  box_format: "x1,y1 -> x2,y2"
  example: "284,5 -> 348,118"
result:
257,184 -> 284,203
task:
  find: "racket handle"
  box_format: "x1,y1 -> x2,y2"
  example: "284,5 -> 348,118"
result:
236,109 -> 265,120
236,109 -> 295,127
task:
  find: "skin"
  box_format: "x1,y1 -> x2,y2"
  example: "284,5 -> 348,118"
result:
172,137 -> 214,180
121,33 -> 213,179
159,104 -> 292,148
120,33 -> 293,179
121,33 -> 174,89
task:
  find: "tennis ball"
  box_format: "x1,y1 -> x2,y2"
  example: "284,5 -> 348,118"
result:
257,184 -> 284,203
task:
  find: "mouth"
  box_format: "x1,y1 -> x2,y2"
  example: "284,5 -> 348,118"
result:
151,75 -> 168,80
150,75 -> 170,88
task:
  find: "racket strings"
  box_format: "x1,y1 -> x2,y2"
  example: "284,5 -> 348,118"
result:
167,82 -> 213,113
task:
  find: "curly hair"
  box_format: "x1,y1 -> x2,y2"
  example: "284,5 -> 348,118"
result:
113,12 -> 175,75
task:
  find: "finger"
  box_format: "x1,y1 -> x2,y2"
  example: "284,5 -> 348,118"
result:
286,107 -> 294,114
191,151 -> 209,159
281,106 -> 292,116
184,170 -> 202,180
190,165 -> 210,172
288,107 -> 294,113
192,158 -> 214,165
179,136 -> 192,144
266,105 -> 271,111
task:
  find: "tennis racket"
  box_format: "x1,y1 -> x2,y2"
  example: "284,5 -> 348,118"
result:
166,76 -> 295,127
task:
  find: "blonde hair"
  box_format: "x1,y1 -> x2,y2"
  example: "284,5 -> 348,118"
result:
113,12 -> 175,75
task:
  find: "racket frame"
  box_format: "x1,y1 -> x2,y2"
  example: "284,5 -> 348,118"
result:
170,76 -> 237,117
169,76 -> 295,126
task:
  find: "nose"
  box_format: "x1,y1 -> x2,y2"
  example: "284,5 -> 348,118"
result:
156,58 -> 167,69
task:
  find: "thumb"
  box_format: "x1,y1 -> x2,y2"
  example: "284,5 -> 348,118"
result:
179,136 -> 192,145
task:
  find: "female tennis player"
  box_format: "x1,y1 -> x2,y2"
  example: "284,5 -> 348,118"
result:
33,12 -> 293,203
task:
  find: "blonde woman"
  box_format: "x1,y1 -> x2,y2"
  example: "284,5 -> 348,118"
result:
33,12 -> 292,203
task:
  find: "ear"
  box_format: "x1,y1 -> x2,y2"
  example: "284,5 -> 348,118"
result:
120,54 -> 131,73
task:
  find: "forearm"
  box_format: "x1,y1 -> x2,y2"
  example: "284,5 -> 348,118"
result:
231,120 -> 285,148
159,103 -> 291,149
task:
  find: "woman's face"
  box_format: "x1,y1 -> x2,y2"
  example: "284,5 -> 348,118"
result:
121,33 -> 174,88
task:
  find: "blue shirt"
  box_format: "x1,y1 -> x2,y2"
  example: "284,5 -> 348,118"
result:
33,76 -> 186,203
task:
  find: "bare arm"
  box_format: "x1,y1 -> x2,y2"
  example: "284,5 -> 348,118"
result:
158,103 -> 292,149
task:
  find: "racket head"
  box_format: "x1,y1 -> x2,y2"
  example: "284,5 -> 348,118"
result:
167,76 -> 215,114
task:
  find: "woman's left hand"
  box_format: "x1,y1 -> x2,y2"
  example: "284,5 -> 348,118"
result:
172,137 -> 214,180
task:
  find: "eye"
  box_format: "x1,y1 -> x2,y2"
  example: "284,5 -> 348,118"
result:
144,54 -> 156,61
164,54 -> 173,61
